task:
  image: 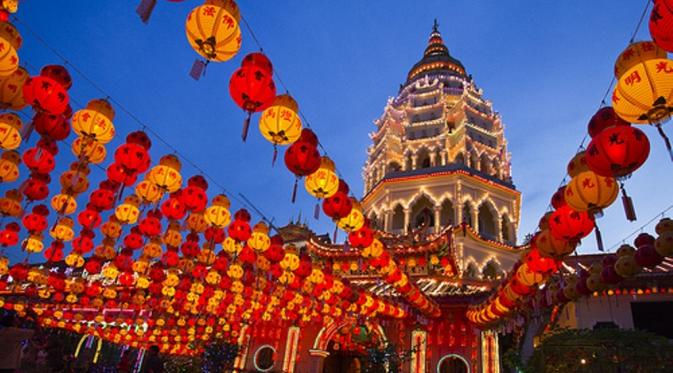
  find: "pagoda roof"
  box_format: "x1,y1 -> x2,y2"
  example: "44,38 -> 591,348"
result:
406,20 -> 466,83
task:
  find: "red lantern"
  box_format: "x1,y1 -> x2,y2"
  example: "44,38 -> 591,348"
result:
586,126 -> 650,178
180,175 -> 208,212
588,106 -> 630,138
548,205 -> 595,241
72,230 -> 95,254
21,174 -> 50,201
322,179 -> 353,220
33,112 -> 70,141
0,222 -> 19,247
551,186 -> 567,209
22,146 -> 56,175
229,53 -> 276,141
22,65 -> 71,115
348,219 -> 374,249
284,130 -> 321,202
585,125 -> 650,221
228,209 -> 252,242
650,0 -> 673,52
524,247 -> 560,275
139,210 -> 163,237
107,162 -> 138,187
114,136 -> 152,175
161,194 -> 187,221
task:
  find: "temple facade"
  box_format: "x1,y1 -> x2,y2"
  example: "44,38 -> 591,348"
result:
237,22 -> 522,373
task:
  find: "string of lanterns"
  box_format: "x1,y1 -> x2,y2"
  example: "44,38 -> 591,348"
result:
468,0 -> 673,327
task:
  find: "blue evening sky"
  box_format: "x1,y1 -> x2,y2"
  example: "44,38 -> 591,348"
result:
11,0 -> 672,257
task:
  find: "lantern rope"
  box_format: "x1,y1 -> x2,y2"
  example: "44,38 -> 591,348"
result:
238,15 -> 347,180
539,0 -> 653,233
10,15 -> 279,230
605,202 -> 673,252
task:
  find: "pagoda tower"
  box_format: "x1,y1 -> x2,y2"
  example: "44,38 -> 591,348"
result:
362,21 -> 522,278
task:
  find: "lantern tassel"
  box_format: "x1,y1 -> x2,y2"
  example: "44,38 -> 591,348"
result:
620,184 -> 637,222
291,178 -> 298,203
189,59 -> 206,81
136,0 -> 157,24
272,145 -> 278,166
314,202 -> 320,220
333,225 -> 338,243
655,124 -> 673,162
594,223 -> 604,252
241,113 -> 251,142
21,121 -> 35,143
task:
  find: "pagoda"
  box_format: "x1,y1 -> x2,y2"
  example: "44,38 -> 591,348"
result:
238,21 -> 521,373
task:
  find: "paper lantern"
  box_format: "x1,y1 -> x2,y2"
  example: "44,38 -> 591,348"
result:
72,99 -> 116,144
34,112 -> 70,141
185,1 -> 241,62
0,150 -> 19,182
585,125 -> 649,178
588,106 -> 630,138
0,112 -> 21,150
204,194 -> 231,229
0,66 -> 27,110
71,137 -> 107,164
229,53 -> 276,141
305,156 -> 339,199
23,65 -> 71,115
115,195 -> 142,225
0,22 -> 20,77
612,41 -> 673,125
148,154 -> 183,193
564,171 -> 618,212
284,131 -> 321,201
650,0 -> 673,52
548,205 -> 594,241
248,222 -> 270,252
337,198 -> 365,233
258,94 -> 302,148
532,229 -> 577,259
566,151 -> 589,178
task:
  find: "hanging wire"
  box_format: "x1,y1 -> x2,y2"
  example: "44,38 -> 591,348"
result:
606,203 -> 673,252
11,15 -> 277,224
538,0 -> 653,236
239,15 -> 346,179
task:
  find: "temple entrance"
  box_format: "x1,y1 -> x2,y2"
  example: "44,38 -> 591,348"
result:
437,354 -> 469,373
322,351 -> 363,373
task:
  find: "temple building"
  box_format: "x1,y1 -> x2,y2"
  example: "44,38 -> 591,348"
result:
238,21 -> 522,373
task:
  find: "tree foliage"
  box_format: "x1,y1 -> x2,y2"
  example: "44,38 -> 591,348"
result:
522,328 -> 673,373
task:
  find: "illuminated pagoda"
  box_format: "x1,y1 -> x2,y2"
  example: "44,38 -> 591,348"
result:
238,21 -> 521,373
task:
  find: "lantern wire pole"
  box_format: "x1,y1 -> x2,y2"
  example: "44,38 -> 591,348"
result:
13,16 -> 263,220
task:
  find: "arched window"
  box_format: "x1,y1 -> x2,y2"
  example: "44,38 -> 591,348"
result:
387,161 -> 401,174
440,199 -> 454,227
369,213 -> 380,230
482,259 -> 500,280
392,205 -> 405,231
478,203 -> 496,240
462,201 -> 473,228
417,148 -> 431,169
437,354 -> 470,373
501,214 -> 515,245
470,151 -> 479,170
491,159 -> 500,177
454,153 -> 465,165
411,195 -> 435,229
480,154 -> 491,174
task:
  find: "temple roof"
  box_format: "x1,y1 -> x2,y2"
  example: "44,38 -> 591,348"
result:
406,20 -> 466,83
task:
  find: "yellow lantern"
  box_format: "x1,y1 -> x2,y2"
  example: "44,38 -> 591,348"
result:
1,1 -> 18,14
65,253 -> 85,268
135,180 -> 163,204
143,238 -> 164,258
222,236 -> 241,254
148,154 -> 183,193
0,150 -> 20,182
72,99 -> 116,144
248,222 -> 270,252
337,198 -> 365,232
115,195 -> 141,224
186,212 -> 208,232
0,66 -> 28,110
59,163 -> 90,195
49,217 -> 75,241
50,194 -> 78,215
516,262 -> 545,286
204,194 -> 231,228
0,22 -> 20,78
361,238 -> 385,258
259,94 -> 302,146
305,156 -> 339,199
564,170 -> 618,212
0,188 -> 21,217
279,245 -> 300,271
185,0 -> 241,62
163,221 -> 183,247
533,229 -> 577,258
71,137 -> 107,164
612,41 -> 673,124
0,112 -> 21,150
22,233 -> 44,253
